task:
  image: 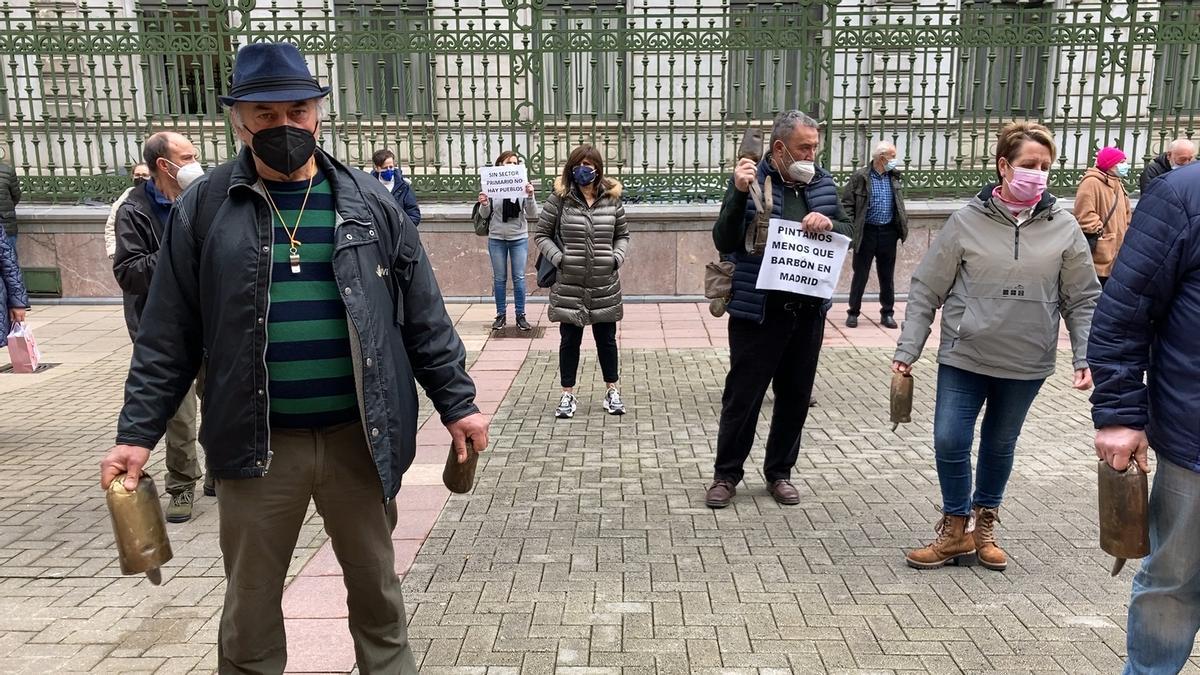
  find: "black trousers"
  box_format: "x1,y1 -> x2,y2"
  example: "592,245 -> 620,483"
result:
713,299 -> 825,484
559,322 -> 619,388
847,222 -> 900,318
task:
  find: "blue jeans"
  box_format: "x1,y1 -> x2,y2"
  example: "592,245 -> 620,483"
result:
488,237 -> 527,316
1125,457 -> 1200,674
933,365 -> 1045,516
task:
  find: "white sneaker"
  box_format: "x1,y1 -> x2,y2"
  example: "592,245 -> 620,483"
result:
602,388 -> 626,415
555,392 -> 577,419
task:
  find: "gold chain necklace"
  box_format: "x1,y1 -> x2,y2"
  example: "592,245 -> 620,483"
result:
260,175 -> 314,274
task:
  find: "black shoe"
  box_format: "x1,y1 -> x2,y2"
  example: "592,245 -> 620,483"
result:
515,314 -> 531,331
203,482 -> 216,497
491,315 -> 506,331
881,315 -> 898,329
845,314 -> 859,328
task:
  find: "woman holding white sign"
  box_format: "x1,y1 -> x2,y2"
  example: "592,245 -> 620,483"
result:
473,151 -> 537,332
534,144 -> 630,419
892,122 -> 1100,572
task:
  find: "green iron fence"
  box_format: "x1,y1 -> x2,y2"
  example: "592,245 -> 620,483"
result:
1,0 -> 1197,203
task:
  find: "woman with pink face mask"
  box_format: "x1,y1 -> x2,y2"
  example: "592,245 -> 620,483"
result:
890,122 -> 1101,572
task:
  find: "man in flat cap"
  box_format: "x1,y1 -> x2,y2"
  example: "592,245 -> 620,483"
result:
101,42 -> 487,674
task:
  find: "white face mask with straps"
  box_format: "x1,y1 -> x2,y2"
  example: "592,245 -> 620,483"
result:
778,145 -> 815,185
166,160 -> 204,190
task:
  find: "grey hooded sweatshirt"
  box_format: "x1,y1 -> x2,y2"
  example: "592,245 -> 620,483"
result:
894,186 -> 1100,380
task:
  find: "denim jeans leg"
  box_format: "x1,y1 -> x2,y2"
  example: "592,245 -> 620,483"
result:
487,238 -> 508,316
933,365 -> 988,516
1124,457 -> 1200,675
510,237 -> 528,316
971,375 -> 1044,508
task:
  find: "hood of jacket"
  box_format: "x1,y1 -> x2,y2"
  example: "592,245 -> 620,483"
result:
1083,166 -> 1123,186
553,175 -> 623,201
974,182 -> 1058,219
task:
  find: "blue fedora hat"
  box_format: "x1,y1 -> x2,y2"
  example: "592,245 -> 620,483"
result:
219,43 -> 331,106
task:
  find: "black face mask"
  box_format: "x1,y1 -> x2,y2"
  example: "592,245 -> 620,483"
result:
133,176 -> 148,186
247,124 -> 317,176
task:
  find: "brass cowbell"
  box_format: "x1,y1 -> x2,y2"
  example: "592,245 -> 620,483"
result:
106,474 -> 174,585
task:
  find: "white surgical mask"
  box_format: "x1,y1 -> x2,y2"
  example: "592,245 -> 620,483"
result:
885,159 -> 899,172
167,160 -> 204,190
1115,162 -> 1131,178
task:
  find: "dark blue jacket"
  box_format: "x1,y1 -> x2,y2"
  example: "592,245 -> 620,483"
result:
712,156 -> 852,323
374,169 -> 421,226
117,148 -> 477,500
1089,162 -> 1200,471
0,222 -> 27,347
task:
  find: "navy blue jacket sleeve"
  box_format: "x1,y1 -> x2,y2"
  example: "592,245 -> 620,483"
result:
393,176 -> 422,226
1088,178 -> 1195,430
0,222 -> 27,309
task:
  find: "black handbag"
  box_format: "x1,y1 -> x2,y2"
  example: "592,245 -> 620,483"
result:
535,198 -> 563,289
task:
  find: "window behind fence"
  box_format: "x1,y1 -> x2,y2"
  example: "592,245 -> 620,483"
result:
334,0 -> 435,120
957,0 -> 1053,119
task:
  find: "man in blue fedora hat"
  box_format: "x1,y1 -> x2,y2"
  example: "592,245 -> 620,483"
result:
101,42 -> 487,674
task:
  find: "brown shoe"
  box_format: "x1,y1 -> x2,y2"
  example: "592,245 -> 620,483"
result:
767,479 -> 800,505
705,480 -> 736,509
972,505 -> 1007,571
906,514 -> 976,569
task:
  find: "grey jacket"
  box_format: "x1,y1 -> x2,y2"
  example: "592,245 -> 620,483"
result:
473,196 -> 538,241
0,163 -> 20,228
894,186 -> 1100,380
534,177 -> 630,326
841,164 -> 909,249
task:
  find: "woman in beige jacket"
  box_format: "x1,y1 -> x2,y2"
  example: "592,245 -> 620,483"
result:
1074,146 -> 1132,286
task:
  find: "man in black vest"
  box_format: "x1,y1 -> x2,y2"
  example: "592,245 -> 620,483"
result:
706,111 -> 856,508
112,130 -> 210,523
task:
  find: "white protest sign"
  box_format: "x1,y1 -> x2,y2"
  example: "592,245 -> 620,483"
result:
755,218 -> 851,299
480,165 -> 528,200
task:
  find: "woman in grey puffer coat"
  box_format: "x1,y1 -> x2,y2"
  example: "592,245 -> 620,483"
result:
534,144 -> 631,419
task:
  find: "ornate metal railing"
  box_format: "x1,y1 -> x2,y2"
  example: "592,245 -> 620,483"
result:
1,0 -> 1197,203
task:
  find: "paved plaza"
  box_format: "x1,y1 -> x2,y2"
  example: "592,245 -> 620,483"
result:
0,302 -> 1190,674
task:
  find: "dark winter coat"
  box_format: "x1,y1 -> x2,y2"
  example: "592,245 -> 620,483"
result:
0,163 -> 20,230
378,169 -> 422,226
534,177 -> 630,326
1089,162 -> 1200,472
0,222 -> 28,347
1138,152 -> 1172,195
115,148 -> 478,501
112,182 -> 169,340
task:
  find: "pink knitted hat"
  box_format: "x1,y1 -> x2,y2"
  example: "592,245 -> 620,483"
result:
1096,146 -> 1126,171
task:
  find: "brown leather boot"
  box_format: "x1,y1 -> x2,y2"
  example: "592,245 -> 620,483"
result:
972,505 -> 1007,571
905,514 -> 976,569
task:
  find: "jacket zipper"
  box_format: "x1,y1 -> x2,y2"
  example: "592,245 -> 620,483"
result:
1013,225 -> 1020,260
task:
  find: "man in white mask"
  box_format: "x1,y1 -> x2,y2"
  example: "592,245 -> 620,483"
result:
112,130 -> 210,522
